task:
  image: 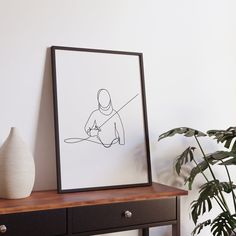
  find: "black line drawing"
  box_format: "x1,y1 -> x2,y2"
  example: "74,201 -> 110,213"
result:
64,89 -> 139,148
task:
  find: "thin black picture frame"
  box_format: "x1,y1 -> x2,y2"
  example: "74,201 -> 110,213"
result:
51,46 -> 152,193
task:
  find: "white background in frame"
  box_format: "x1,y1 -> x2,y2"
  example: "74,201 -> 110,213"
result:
55,49 -> 149,190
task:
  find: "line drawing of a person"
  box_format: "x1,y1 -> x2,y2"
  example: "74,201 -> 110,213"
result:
84,89 -> 125,148
64,89 -> 138,147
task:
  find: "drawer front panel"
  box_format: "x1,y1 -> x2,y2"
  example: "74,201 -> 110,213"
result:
72,198 -> 176,233
0,209 -> 67,236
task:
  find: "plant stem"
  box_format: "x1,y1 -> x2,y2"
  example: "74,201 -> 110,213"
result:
194,136 -> 230,213
221,160 -> 236,213
192,159 -> 226,212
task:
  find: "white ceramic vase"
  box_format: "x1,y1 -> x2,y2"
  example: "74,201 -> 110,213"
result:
0,127 -> 35,199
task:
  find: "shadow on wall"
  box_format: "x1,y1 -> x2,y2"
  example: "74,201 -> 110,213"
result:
33,48 -> 57,191
157,164 -> 191,188
132,143 -> 150,174
150,140 -> 191,189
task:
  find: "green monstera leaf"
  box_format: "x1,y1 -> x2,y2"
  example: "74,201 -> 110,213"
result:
211,212 -> 236,236
175,147 -> 196,175
185,151 -> 235,190
217,151 -> 236,165
192,220 -> 211,235
207,127 -> 236,151
191,180 -> 235,225
158,127 -> 207,141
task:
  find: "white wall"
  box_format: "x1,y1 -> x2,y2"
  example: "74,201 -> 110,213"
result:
1,1 -> 236,235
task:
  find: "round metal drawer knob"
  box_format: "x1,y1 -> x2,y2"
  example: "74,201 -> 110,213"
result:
124,210 -> 132,218
0,225 -> 7,234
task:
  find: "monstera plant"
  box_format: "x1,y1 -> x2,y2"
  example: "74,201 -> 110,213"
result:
158,127 -> 236,236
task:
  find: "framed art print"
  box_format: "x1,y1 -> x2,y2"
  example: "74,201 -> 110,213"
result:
51,46 -> 152,192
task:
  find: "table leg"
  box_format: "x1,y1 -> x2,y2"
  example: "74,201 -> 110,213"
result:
142,228 -> 149,236
172,197 -> 180,236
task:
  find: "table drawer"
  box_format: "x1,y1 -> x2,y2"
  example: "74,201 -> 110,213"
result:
72,198 -> 176,233
0,209 -> 67,236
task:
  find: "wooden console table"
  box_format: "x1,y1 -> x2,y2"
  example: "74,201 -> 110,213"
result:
0,183 -> 187,236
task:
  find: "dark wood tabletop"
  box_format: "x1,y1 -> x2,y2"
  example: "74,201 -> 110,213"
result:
0,182 -> 187,214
